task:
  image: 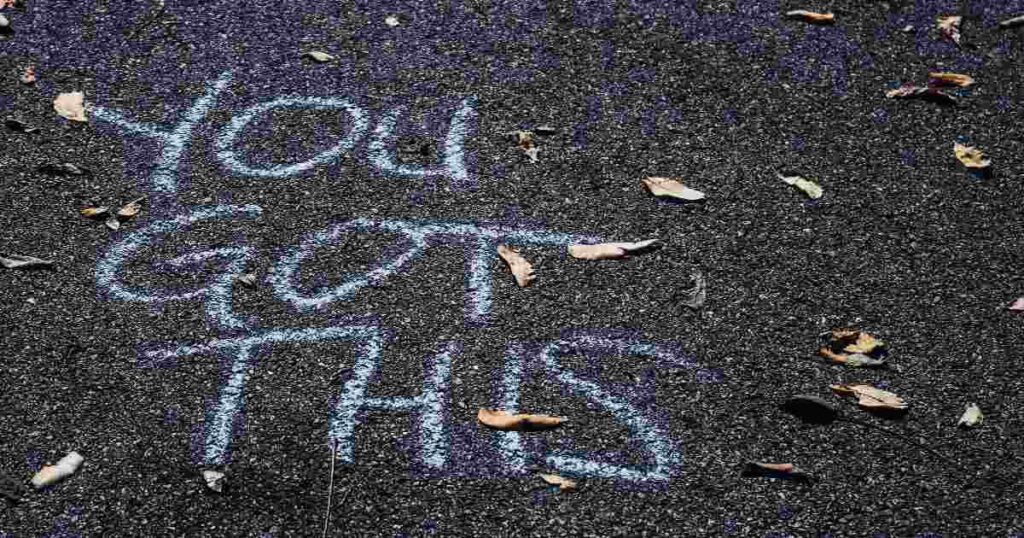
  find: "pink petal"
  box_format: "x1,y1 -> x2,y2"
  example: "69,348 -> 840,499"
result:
1009,298 -> 1024,312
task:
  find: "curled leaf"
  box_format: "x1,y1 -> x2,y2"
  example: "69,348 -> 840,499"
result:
384,15 -> 400,27
236,273 -> 258,288
843,332 -> 883,355
642,177 -> 705,201
957,403 -> 983,427
681,271 -> 706,309
568,239 -> 661,260
105,214 -> 121,231
477,409 -> 564,431
509,130 -> 538,162
782,395 -> 838,424
30,452 -> 84,489
116,196 -> 146,220
831,384 -> 908,411
785,10 -> 834,24
202,470 -> 225,493
885,85 -> 957,105
0,254 -> 54,269
778,173 -> 823,199
54,91 -> 87,122
818,347 -> 886,368
954,141 -> 991,170
497,244 -> 535,287
80,206 -> 109,219
539,473 -> 577,492
740,462 -> 810,481
1009,298 -> 1024,312
303,51 -> 335,62
937,15 -> 962,46
928,72 -> 974,88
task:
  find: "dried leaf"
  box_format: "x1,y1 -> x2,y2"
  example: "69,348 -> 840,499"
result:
105,214 -> 121,231
20,66 -> 35,84
116,196 -> 146,220
54,92 -> 87,122
778,173 -> 823,199
80,206 -> 109,219
642,177 -> 706,201
0,13 -> 9,34
303,51 -> 335,62
781,395 -> 838,425
568,239 -> 661,260
681,271 -> 706,309
740,462 -> 810,481
477,409 -> 564,431
1009,298 -> 1024,312
885,85 -> 957,105
237,273 -> 258,288
202,470 -> 225,493
4,118 -> 38,133
928,72 -> 974,87
957,403 -> 983,427
509,130 -> 538,162
818,347 -> 886,368
539,473 -> 577,491
39,163 -> 89,175
384,15 -> 400,27
843,332 -> 884,355
831,384 -> 908,411
954,141 -> 991,170
30,452 -> 83,489
999,15 -> 1024,28
785,10 -> 834,24
497,244 -> 535,287
0,254 -> 54,269
937,15 -> 962,46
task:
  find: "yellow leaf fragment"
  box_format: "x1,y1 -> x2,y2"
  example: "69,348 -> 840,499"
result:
958,403 -> 983,427
928,72 -> 974,87
510,130 -> 538,162
303,51 -> 335,62
497,244 -> 535,287
778,173 -> 823,199
642,177 -> 705,201
954,141 -> 991,170
477,409 -> 564,431
80,206 -> 109,218
785,10 -> 834,24
539,473 -> 577,492
116,196 -> 146,220
568,239 -> 660,260
843,332 -> 883,354
54,92 -> 87,122
831,384 -> 907,411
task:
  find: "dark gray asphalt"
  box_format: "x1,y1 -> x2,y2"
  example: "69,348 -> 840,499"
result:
3,1 -> 1024,536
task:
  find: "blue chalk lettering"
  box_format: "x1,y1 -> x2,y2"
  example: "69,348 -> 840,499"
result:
216,97 -> 370,179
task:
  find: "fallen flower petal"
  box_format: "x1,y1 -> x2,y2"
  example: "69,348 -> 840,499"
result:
80,206 -> 109,219
785,10 -> 834,24
681,271 -> 706,309
843,332 -> 884,355
885,85 -> 957,105
818,347 -> 886,368
928,72 -> 974,87
778,173 -> 823,199
740,462 -> 810,481
20,66 -> 35,84
303,51 -> 335,62
954,141 -> 991,170
116,196 -> 146,220
642,177 -> 706,201
568,239 -> 661,260
958,403 -> 983,427
105,214 -> 121,231
477,409 -> 564,431
1009,298 -> 1024,312
831,384 -> 907,411
539,473 -> 577,491
30,452 -> 84,489
937,15 -> 962,46
0,254 -> 54,269
509,130 -> 538,162
497,244 -> 535,287
236,273 -> 258,288
202,470 -> 225,493
54,91 -> 87,122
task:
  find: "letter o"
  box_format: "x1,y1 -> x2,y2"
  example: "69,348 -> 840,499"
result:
216,97 -> 369,178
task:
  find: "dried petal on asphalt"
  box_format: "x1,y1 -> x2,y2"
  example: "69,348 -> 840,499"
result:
928,72 -> 974,87
681,271 -> 706,309
818,347 -> 886,368
568,239 -> 661,260
54,91 -> 88,122
831,384 -> 908,411
105,214 -> 121,231
778,173 -> 823,199
303,51 -> 335,62
30,452 -> 84,489
116,196 -> 146,220
80,206 -> 109,219
885,85 -> 957,105
509,130 -> 538,162
785,10 -> 834,24
740,462 -> 810,481
958,403 -> 983,427
497,244 -> 536,287
539,473 -> 577,491
954,141 -> 991,169
642,177 -> 706,201
236,273 -> 258,288
477,409 -> 564,431
937,15 -> 962,45
20,66 -> 35,84
1009,297 -> 1024,312
0,254 -> 54,269
202,470 -> 225,493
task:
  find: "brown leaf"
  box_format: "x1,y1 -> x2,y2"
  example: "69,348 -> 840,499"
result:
954,141 -> 991,170
818,347 -> 886,368
116,196 -> 146,220
54,92 -> 87,122
497,244 -> 535,287
105,214 -> 121,231
642,177 -> 705,201
831,384 -> 907,411
80,206 -> 109,219
928,72 -> 974,87
785,10 -> 834,24
510,130 -> 538,162
539,473 -> 577,491
568,239 -> 661,260
477,409 -> 564,431
843,332 -> 883,354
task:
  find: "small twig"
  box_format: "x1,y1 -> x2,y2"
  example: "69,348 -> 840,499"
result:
321,440 -> 338,538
